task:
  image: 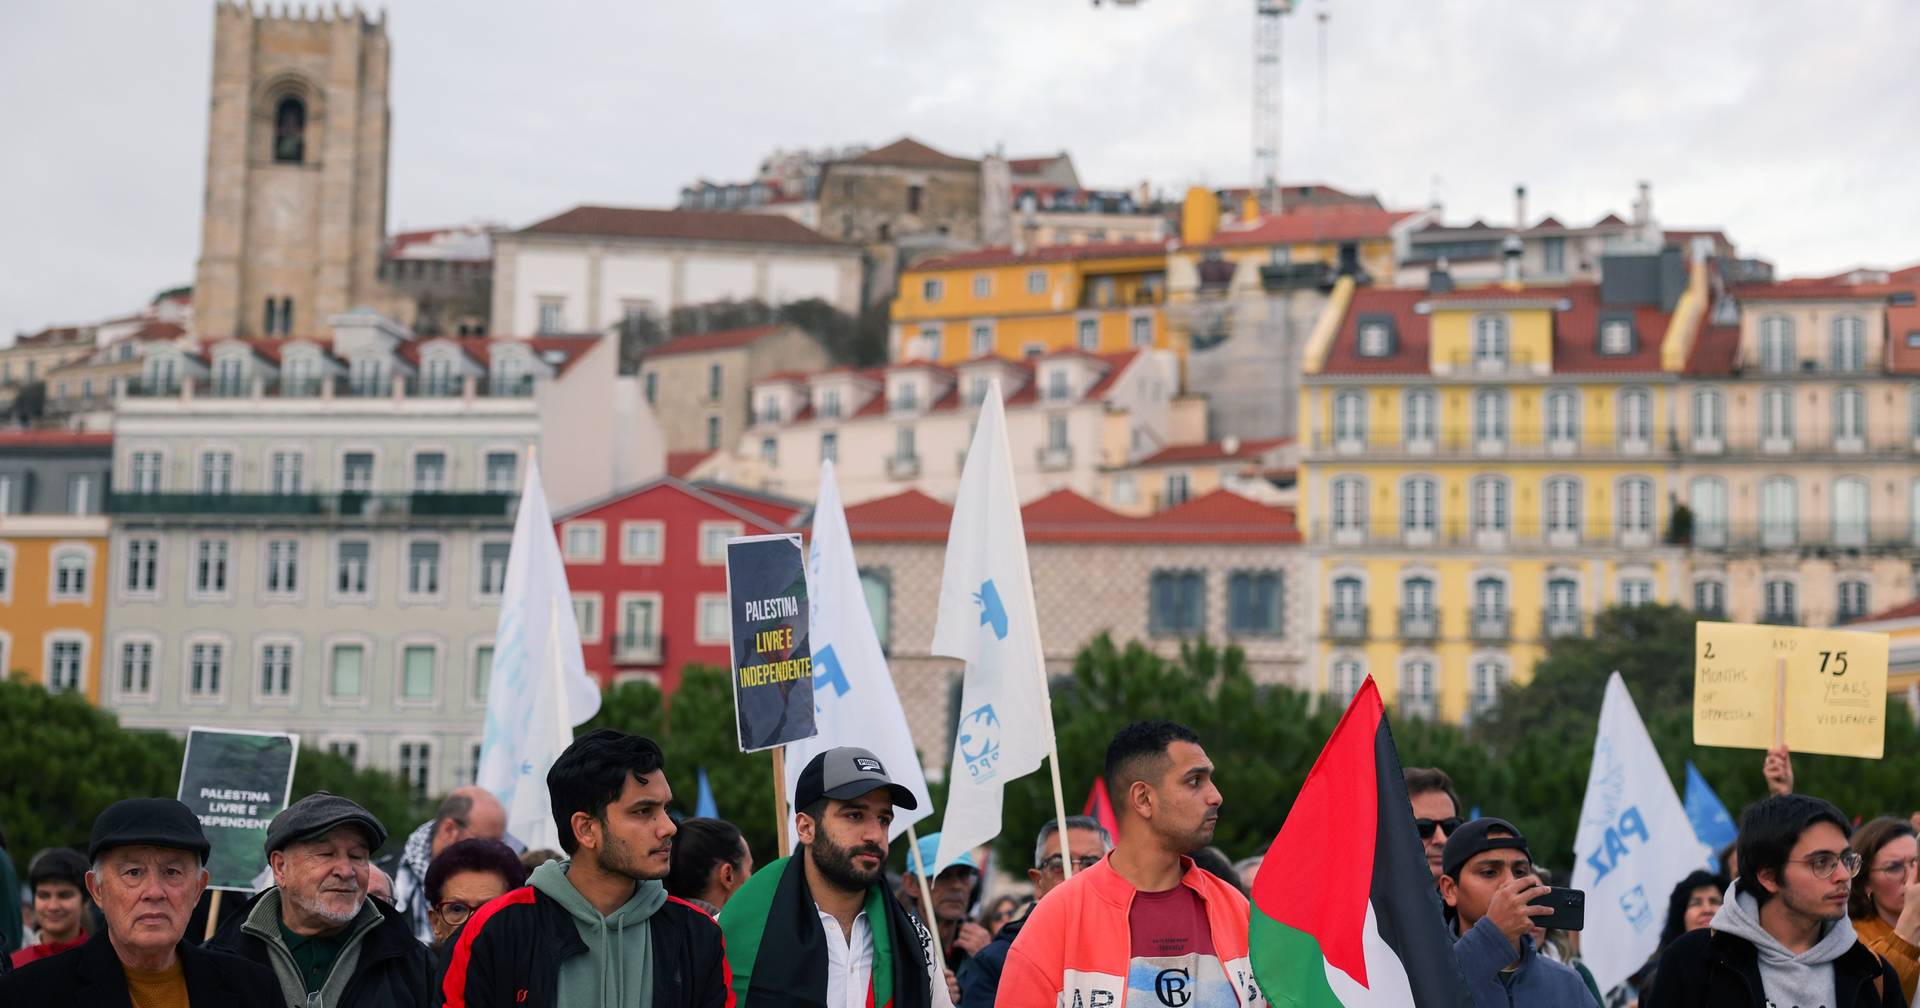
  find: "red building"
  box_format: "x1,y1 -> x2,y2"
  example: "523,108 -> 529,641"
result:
555,477 -> 804,693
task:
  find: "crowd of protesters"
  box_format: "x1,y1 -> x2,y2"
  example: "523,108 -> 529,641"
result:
2,719 -> 1917,1008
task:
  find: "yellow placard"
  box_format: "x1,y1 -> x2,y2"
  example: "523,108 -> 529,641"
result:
1693,621 -> 1890,759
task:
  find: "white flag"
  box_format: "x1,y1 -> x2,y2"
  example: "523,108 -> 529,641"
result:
931,381 -> 1056,873
477,456 -> 603,853
784,460 -> 933,845
1571,672 -> 1712,993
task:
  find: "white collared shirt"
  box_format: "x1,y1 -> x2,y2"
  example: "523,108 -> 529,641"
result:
816,906 -> 875,1008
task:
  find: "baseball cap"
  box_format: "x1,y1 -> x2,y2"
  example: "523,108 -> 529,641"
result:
265,792 -> 388,854
1441,817 -> 1530,878
88,798 -> 213,863
906,832 -> 978,880
793,746 -> 918,813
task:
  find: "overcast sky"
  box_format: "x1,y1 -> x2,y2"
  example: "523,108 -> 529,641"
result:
2,0 -> 1912,343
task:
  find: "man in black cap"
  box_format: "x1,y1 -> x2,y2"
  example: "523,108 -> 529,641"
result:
0,797 -> 280,1005
1437,816 -> 1596,1007
209,791 -> 432,1007
718,745 -> 954,1008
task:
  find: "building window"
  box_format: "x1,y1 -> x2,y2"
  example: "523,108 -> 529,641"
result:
1027,270 -> 1048,294
329,644 -> 365,699
1618,477 -> 1653,539
1599,318 -> 1635,355
1832,477 -> 1869,547
570,593 -> 602,643
697,594 -> 731,644
1164,472 -> 1190,508
52,550 -> 89,600
199,451 -> 234,494
472,646 -> 493,702
1148,570 -> 1206,636
619,522 -> 661,565
48,638 -> 84,693
1838,580 -> 1870,622
1760,476 -> 1797,548
1618,389 -> 1650,446
328,739 -> 362,767
342,451 -> 375,492
1131,315 -> 1152,347
401,645 -> 436,700
259,643 -> 293,698
1045,415 -> 1069,454
1831,315 -> 1866,371
1357,321 -> 1392,358
706,415 -> 721,450
859,568 -> 892,652
412,452 -> 447,492
1329,657 -> 1364,705
894,426 -> 916,461
1545,478 -> 1581,541
972,274 -> 991,298
1076,318 -> 1098,352
1401,576 -> 1436,632
1046,368 -> 1071,401
906,184 -> 923,213
644,371 -> 657,405
268,451 -> 304,494
1620,577 -> 1654,606
1472,314 -> 1509,369
1403,390 -> 1436,446
922,279 -> 944,302
67,474 -> 96,515
563,522 -> 603,563
1401,477 -> 1436,538
1471,477 -> 1509,535
120,640 -> 154,695
820,431 -> 838,463
916,325 -> 941,360
336,540 -> 370,596
1692,388 -> 1724,446
1399,660 -> 1437,719
194,539 -> 230,594
699,521 -> 741,565
124,538 -> 159,594
1694,579 -> 1726,618
1332,391 -> 1366,446
1541,235 -> 1566,275
479,541 -> 510,595
1690,477 -> 1728,547
1473,577 -> 1509,632
130,451 -> 163,493
619,596 -> 660,654
406,541 -> 442,596
1763,579 -> 1797,625
484,452 -> 519,493
272,95 -> 305,162
1545,389 -> 1579,446
189,641 -> 224,697
1759,315 -> 1794,372
1833,387 -> 1866,448
537,298 -> 564,335
264,539 -> 299,595
1226,571 -> 1283,637
1469,660 -> 1508,719
398,742 -> 433,801
1760,388 -> 1793,448
760,437 -> 778,465
1472,389 -> 1508,446
1330,476 -> 1367,537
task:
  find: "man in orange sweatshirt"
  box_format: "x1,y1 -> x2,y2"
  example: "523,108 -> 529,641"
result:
1000,720 -> 1267,1007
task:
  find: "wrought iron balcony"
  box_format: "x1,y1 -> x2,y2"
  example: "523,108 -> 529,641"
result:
1470,609 -> 1512,643
1325,606 -> 1369,641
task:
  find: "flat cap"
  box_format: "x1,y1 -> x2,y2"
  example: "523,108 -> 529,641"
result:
265,791 -> 387,854
89,798 -> 212,862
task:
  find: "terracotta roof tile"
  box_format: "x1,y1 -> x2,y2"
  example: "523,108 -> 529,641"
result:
666,451 -> 714,479
518,206 -> 844,247
1135,436 -> 1291,467
839,487 -> 1297,543
643,325 -> 788,359
1734,281 -> 1901,302
1852,597 -> 1920,625
0,431 -> 113,448
1886,304 -> 1920,375
843,137 -> 977,171
1198,206 -> 1418,249
1684,323 -> 1743,377
1320,283 -> 1678,376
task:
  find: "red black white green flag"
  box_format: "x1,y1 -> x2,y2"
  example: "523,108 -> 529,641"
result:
1249,677 -> 1471,1006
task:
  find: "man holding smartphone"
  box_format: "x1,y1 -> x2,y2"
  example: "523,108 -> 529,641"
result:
1438,817 -> 1597,1007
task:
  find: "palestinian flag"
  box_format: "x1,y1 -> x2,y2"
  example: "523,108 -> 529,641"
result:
1249,677 -> 1470,1006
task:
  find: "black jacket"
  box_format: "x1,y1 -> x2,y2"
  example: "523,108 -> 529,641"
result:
956,907 -> 1026,1008
0,929 -> 280,1007
436,885 -> 730,1008
1644,925 -> 1904,1008
208,887 -> 432,1008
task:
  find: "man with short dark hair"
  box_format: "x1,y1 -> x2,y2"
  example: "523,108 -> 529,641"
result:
438,728 -> 731,1007
10,848 -> 91,967
1647,794 -> 1903,1008
1001,720 -> 1263,1007
379,785 -> 507,943
210,791 -> 431,1006
1405,766 -> 1463,883
720,745 -> 953,1007
0,798 -> 279,1005
1438,817 -> 1594,1006
957,815 -> 1112,1008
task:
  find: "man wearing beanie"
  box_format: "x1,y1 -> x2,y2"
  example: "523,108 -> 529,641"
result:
0,797 -> 279,1005
209,791 -> 432,1007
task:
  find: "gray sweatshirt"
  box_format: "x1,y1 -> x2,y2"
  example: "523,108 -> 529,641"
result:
1711,887 -> 1858,1008
529,858 -> 666,1008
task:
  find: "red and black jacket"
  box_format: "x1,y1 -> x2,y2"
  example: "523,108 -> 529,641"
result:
437,885 -> 734,1008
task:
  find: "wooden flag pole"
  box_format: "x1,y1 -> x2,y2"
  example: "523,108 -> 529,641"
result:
1774,656 -> 1787,747
202,890 -> 223,942
905,824 -> 947,966
772,747 -> 791,858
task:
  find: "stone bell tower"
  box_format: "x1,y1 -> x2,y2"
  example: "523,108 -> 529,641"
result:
192,2 -> 392,340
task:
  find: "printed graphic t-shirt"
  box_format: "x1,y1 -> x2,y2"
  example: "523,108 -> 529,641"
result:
1127,885 -> 1239,1008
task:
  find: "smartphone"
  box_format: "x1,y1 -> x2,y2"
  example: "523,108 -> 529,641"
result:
1529,887 -> 1585,931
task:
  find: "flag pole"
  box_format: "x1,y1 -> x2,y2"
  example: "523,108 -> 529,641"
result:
905,823 -> 948,965
772,747 -> 791,858
1045,742 -> 1075,883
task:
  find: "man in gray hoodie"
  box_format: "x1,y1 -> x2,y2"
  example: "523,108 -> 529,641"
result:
1646,794 -> 1903,1008
1438,817 -> 1599,1007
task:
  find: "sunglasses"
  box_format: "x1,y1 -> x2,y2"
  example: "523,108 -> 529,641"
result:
1415,817 -> 1463,840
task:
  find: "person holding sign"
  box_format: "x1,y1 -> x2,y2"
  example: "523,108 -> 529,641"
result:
0,798 -> 280,1006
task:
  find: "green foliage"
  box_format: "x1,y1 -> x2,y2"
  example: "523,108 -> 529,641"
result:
291,748 -> 432,853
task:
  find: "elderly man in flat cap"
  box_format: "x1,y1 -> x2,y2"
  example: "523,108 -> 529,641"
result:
209,791 -> 431,1007
0,797 -> 279,1005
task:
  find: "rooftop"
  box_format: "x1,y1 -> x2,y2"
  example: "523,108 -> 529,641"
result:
515,205 -> 845,248
840,137 -> 977,172
642,324 -> 791,360
1199,205 -> 1419,249
839,486 -> 1298,544
912,240 -> 1169,272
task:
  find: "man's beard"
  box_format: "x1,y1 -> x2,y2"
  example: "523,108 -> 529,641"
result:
811,829 -> 886,894
287,886 -> 360,927
600,829 -> 668,882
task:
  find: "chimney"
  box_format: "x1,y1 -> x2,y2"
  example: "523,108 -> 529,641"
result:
1514,184 -> 1528,229
1502,234 -> 1523,286
1632,180 -> 1651,228
1428,256 -> 1455,294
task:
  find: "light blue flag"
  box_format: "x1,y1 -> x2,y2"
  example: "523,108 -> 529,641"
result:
1684,761 -> 1739,869
695,767 -> 719,820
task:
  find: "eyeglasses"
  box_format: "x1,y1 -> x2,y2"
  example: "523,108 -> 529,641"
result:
1870,856 -> 1919,878
1039,854 -> 1103,874
433,900 -> 481,927
1415,817 -> 1463,840
1787,850 -> 1861,880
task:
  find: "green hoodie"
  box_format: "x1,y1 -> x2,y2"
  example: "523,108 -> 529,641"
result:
529,858 -> 665,1008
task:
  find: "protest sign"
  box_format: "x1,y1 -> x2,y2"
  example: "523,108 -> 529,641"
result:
176,727 -> 299,890
1693,620 -> 1890,759
727,533 -> 817,753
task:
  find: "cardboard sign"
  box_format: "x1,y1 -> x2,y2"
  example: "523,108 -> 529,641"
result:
1693,621 -> 1890,759
177,727 -> 299,890
726,533 -> 818,752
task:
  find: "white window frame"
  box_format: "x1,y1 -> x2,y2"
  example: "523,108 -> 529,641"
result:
1402,390 -> 1436,451
615,591 -> 665,663
482,448 -> 521,493
972,274 -> 991,299
1545,476 -> 1583,547
1831,476 -> 1870,548
394,737 -> 437,800
1472,314 -> 1509,370
562,520 -> 606,563
1759,315 -> 1795,372
698,521 -> 743,566
1618,388 -> 1652,453
1833,387 -> 1866,452
1472,388 -> 1508,452
922,278 -> 945,303
696,592 -> 731,645
320,734 -> 368,770
1327,654 -> 1366,705
323,635 -> 373,709
189,536 -> 233,601
1760,476 -> 1798,548
1617,476 -> 1655,547
1400,476 -> 1437,545
1545,388 -> 1580,452
1690,477 -> 1729,548
1076,317 -> 1098,352
409,447 -> 451,493
127,447 -> 168,494
113,634 -> 159,704
181,634 -> 232,707
468,639 -> 495,708
1397,655 -> 1438,720
253,635 -> 300,705
338,445 -> 381,492
1332,390 -> 1367,452
0,541 -> 12,604
572,592 -> 603,645
44,633 -> 88,695
261,537 -> 302,601
1691,387 -> 1725,453
1026,270 -> 1048,294
330,536 -> 374,604
197,447 -> 237,494
620,521 -> 664,565
267,446 -> 307,495
971,322 -> 995,358
394,636 -> 444,708
1130,313 -> 1153,348
49,543 -> 92,603
476,539 -> 511,600
401,535 -> 448,603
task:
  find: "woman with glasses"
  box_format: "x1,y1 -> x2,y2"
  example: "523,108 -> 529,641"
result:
1849,817 -> 1920,1003
422,838 -> 528,946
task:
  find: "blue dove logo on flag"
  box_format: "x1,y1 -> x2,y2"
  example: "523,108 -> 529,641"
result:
958,704 -> 1003,781
974,580 -> 1009,640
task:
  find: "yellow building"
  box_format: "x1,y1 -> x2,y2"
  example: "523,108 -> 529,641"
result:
1169,186 -> 1419,295
1843,599 -> 1920,703
1298,255 -> 1708,721
892,241 -> 1171,363
0,432 -> 114,703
